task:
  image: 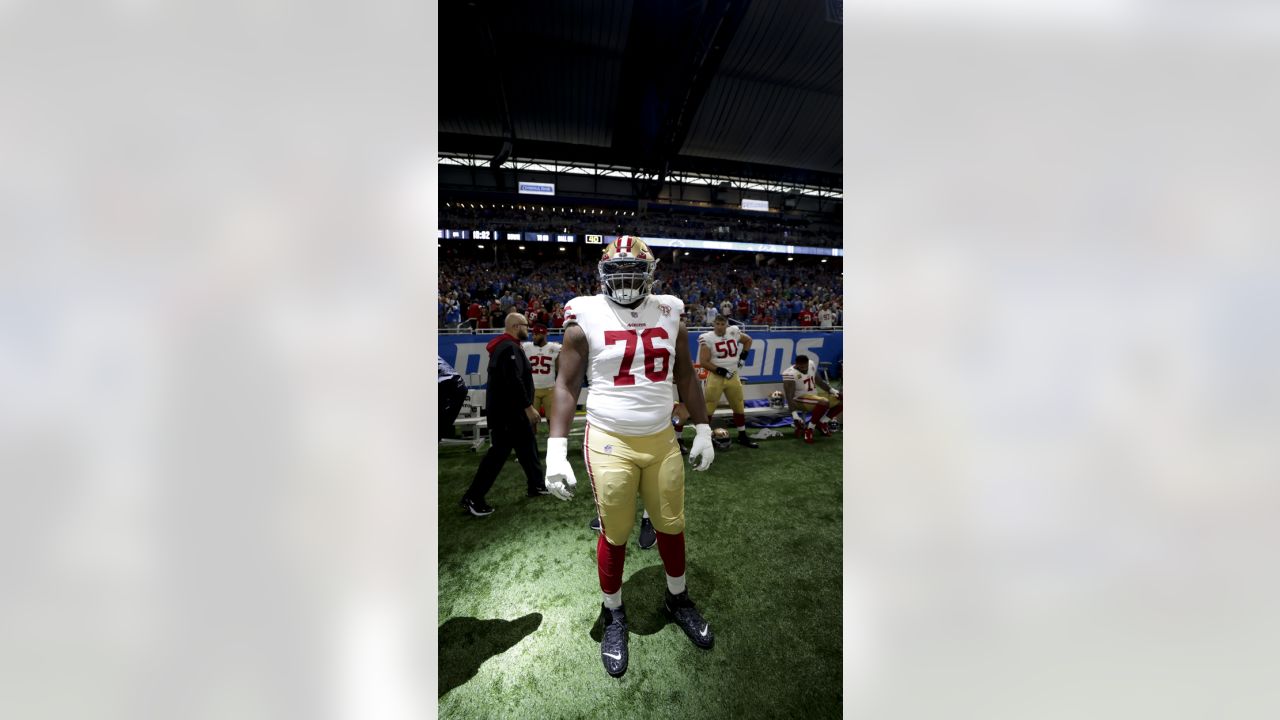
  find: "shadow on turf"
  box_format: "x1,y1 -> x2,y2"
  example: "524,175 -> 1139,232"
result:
589,563 -> 718,640
438,613 -> 542,697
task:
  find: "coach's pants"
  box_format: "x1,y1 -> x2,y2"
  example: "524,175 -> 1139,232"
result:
466,417 -> 543,501
584,424 -> 685,546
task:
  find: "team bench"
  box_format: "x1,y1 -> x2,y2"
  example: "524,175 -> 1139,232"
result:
441,405 -> 784,452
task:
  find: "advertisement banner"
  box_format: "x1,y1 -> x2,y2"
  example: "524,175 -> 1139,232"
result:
438,330 -> 842,388
517,181 -> 556,196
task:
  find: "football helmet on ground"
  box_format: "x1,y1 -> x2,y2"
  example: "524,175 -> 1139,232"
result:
711,428 -> 732,450
769,390 -> 785,408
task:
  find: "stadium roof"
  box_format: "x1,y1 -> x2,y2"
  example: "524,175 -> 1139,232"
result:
438,0 -> 842,193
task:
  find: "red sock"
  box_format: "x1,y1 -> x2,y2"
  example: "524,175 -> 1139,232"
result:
655,531 -> 686,578
732,412 -> 745,430
597,534 -> 626,594
809,404 -> 828,425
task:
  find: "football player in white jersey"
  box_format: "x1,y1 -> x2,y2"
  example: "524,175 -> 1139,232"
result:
697,315 -> 758,448
544,235 -> 716,678
781,353 -> 844,444
521,323 -> 561,434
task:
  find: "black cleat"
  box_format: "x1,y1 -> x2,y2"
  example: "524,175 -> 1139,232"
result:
527,485 -> 550,497
599,603 -> 629,677
737,432 -> 759,449
638,517 -> 656,549
664,590 -> 714,649
590,515 -> 602,532
460,497 -> 494,517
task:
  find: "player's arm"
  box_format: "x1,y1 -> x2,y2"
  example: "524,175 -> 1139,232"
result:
697,341 -> 713,371
783,378 -> 802,414
544,324 -> 586,500
675,322 -> 715,470
549,325 -> 586,438
676,323 -> 709,424
816,374 -> 834,394
738,332 -> 752,369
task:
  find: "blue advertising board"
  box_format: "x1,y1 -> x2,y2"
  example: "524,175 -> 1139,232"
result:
438,330 -> 842,388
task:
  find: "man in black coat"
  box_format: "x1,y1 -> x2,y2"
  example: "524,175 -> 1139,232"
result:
460,313 -> 548,517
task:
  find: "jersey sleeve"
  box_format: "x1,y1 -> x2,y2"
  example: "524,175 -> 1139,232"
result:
666,295 -> 685,319
782,367 -> 798,382
697,331 -> 713,348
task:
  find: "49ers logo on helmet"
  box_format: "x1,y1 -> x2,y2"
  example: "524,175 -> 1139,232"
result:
599,235 -> 657,304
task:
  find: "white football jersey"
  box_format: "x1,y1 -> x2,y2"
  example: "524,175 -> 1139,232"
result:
698,325 -> 746,372
564,293 -> 685,436
782,361 -> 819,394
522,341 -> 562,389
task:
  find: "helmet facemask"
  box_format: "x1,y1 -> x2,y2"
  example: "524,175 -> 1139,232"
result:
600,258 -> 656,304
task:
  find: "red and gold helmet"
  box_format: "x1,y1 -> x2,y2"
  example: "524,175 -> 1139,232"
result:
599,235 -> 657,304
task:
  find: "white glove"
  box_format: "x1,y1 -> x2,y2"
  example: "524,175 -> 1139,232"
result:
544,438 -> 577,501
688,424 -> 715,471
792,411 -> 805,424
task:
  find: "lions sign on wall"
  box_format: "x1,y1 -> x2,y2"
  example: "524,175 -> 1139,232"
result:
439,330 -> 843,388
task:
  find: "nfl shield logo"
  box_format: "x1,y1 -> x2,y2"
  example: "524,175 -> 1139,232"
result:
631,312 -> 638,318
659,304 -> 671,317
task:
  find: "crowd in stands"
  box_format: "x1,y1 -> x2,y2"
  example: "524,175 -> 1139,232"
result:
438,255 -> 843,330
440,202 -> 841,248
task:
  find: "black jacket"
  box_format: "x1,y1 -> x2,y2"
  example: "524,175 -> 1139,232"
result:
484,334 -> 534,422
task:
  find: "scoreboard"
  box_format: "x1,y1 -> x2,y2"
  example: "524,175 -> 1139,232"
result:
438,229 -> 843,257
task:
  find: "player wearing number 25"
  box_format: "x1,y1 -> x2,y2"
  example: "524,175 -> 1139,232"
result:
521,323 -> 561,434
545,236 -> 717,678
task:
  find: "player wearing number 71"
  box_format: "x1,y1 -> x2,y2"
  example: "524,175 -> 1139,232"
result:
545,236 -> 717,678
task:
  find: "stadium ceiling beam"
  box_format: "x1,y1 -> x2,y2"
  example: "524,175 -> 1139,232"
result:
437,133 -> 842,191
611,0 -> 753,199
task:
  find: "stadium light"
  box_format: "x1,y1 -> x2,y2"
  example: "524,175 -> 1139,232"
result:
559,247 -> 566,252
477,244 -> 485,249
820,258 -> 827,263
518,245 -> 526,250
684,251 -> 690,256
788,257 -> 794,261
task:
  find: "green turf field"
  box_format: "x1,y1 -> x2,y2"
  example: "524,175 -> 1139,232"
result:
437,426 -> 843,719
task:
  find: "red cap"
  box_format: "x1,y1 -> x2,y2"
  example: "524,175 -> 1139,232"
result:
532,323 -> 548,333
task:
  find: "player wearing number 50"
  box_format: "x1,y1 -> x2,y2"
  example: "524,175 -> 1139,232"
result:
698,315 -> 759,449
545,236 -> 717,679
521,323 -> 561,434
